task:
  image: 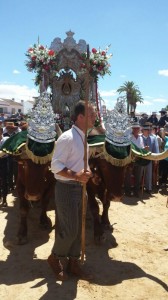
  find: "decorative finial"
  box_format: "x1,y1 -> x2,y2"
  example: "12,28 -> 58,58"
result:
104,97 -> 132,146
27,92 -> 56,143
66,30 -> 75,38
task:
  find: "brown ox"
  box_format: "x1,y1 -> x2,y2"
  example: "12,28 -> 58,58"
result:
87,134 -> 131,245
16,158 -> 55,244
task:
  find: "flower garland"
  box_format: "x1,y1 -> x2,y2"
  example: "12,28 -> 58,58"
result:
25,44 -> 57,85
80,46 -> 112,79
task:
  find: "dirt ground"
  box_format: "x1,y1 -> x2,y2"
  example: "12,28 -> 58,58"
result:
0,187 -> 168,300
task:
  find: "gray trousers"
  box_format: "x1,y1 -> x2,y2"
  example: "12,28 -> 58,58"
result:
144,161 -> 152,190
52,181 -> 83,259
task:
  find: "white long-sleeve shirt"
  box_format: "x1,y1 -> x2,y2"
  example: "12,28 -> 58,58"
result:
51,125 -> 89,181
131,134 -> 144,149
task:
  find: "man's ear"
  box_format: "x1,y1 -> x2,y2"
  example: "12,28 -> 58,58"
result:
78,113 -> 85,121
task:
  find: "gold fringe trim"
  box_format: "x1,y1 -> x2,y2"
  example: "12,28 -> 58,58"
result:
103,143 -> 132,167
89,145 -> 104,158
25,141 -> 55,164
1,143 -> 26,156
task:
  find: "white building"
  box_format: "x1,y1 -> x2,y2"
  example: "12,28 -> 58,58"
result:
0,98 -> 35,117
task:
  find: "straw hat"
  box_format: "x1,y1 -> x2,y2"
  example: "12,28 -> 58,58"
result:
141,122 -> 152,130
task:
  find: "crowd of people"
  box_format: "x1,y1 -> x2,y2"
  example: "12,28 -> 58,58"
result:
125,108 -> 168,197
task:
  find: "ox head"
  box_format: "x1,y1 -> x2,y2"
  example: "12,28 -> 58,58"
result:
17,159 -> 55,201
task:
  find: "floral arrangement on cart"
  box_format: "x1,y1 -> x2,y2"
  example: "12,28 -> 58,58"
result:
25,44 -> 57,86
25,42 -> 112,125
80,46 -> 112,123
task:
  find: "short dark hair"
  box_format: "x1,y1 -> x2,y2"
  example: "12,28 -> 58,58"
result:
73,100 -> 86,121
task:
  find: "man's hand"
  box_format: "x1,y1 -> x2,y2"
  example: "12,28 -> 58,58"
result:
75,170 -> 92,183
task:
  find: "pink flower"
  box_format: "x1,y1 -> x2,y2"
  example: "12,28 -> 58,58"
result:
48,50 -> 55,56
101,51 -> 106,55
39,45 -> 44,50
92,48 -> 97,53
93,60 -> 97,65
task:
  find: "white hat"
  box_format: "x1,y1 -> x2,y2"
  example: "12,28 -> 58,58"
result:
131,122 -> 140,128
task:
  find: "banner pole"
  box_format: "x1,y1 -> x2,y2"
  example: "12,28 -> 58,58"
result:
81,44 -> 90,264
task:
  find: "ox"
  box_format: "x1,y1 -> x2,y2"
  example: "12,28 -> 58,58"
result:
0,129 -> 56,245
16,157 -> 55,244
87,133 -> 131,245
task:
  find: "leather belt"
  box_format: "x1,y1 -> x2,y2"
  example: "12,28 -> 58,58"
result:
57,179 -> 82,185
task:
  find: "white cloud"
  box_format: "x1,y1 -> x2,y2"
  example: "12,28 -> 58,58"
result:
0,83 -> 38,101
144,95 -> 153,99
13,70 -> 20,74
141,100 -> 153,105
158,69 -> 168,76
153,98 -> 167,103
101,98 -> 117,110
99,89 -> 117,97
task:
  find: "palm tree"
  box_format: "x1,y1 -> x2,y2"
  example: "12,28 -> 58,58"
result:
117,81 -> 143,114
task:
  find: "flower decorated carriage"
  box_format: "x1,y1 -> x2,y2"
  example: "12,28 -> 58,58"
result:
25,31 -> 112,131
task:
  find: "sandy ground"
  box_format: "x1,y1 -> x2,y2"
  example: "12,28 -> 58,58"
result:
0,187 -> 168,300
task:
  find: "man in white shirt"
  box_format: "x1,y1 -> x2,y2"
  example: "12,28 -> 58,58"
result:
48,100 -> 96,281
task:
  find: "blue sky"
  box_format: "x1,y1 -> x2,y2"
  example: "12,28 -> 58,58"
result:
0,0 -> 168,115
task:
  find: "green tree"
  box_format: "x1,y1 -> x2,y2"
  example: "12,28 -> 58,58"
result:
117,81 -> 143,114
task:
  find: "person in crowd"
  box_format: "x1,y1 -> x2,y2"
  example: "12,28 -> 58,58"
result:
130,111 -> 138,123
3,122 -> 20,137
3,122 -> 18,191
124,122 -> 144,197
156,128 -> 166,184
19,120 -> 28,131
150,125 -> 160,187
139,113 -> 148,126
147,112 -> 158,125
0,113 -> 5,122
157,108 -> 168,127
0,120 -> 4,127
0,127 -> 9,206
48,100 -> 96,281
141,122 -> 159,195
159,124 -> 168,187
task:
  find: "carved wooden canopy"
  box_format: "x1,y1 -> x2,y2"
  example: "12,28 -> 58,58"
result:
49,31 -> 95,116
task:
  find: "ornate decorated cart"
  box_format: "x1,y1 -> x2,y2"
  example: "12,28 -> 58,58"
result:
25,30 -> 112,131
